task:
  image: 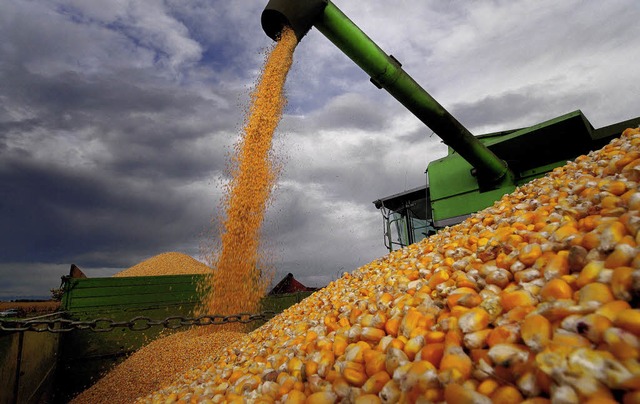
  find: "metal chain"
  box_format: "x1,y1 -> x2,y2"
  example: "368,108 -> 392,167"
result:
0,311 -> 277,333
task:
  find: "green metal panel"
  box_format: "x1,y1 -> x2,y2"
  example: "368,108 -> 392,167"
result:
428,153 -> 478,202
61,275 -> 202,312
1,330 -> 60,404
425,110 -> 625,226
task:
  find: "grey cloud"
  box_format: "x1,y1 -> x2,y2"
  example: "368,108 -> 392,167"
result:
0,156 -> 214,267
307,93 -> 394,131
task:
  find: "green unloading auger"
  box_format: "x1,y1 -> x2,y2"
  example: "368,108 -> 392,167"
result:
262,0 -> 512,188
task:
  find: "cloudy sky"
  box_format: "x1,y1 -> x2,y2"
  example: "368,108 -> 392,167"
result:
1,0 -> 639,299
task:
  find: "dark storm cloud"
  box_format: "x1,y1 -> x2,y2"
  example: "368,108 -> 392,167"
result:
1,62 -> 238,179
0,156 -> 212,266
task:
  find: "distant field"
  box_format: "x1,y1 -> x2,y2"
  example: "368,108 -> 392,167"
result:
0,301 -> 60,316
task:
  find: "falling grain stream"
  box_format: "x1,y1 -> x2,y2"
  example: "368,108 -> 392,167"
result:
198,27 -> 298,327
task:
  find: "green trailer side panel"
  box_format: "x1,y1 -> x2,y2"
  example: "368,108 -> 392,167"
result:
65,293 -> 197,310
63,274 -> 202,290
62,275 -> 204,312
65,283 -> 197,299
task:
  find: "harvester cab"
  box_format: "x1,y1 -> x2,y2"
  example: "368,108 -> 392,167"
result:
262,0 -> 640,252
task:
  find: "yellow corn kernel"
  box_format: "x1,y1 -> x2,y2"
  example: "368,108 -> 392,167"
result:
578,282 -> 614,305
576,260 -> 604,289
605,244 -> 636,268
403,335 -> 425,361
384,316 -> 400,338
378,292 -> 393,307
422,387 -> 444,402
599,220 -> 628,251
476,378 -> 500,397
228,369 -> 244,385
342,361 -> 367,387
582,231 -> 601,250
549,331 -> 592,352
601,179 -> 628,196
418,342 -> 444,368
458,307 -> 490,333
485,325 -> 518,347
425,331 -> 445,343
463,329 -> 492,350
379,379 -> 401,404
305,330 -> 319,344
317,350 -> 335,378
333,335 -> 348,356
539,278 -> 573,301
555,223 -> 579,242
400,308 -> 433,338
388,338 -> 405,351
361,371 -> 390,395
338,317 -> 350,329
504,306 -> 535,323
611,266 -> 634,301
304,360 -> 318,377
450,305 -> 471,319
287,357 -> 304,381
491,385 -> 524,404
500,289 -> 537,311
515,370 -> 542,398
403,360 -> 437,391
519,243 -> 543,266
605,327 -> 640,360
596,300 -> 632,321
354,394 -> 382,404
408,326 -> 429,339
428,270 -> 450,289
447,288 -> 482,308
444,325 -> 463,346
305,391 -> 337,404
439,346 -> 473,384
385,347 -> 409,376
488,343 -> 530,368
614,309 -> 640,335
521,314 -> 552,352
363,349 -> 386,377
620,211 -> 640,235
345,342 -> 369,363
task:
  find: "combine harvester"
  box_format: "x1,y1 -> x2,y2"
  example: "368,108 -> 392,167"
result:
262,0 -> 640,251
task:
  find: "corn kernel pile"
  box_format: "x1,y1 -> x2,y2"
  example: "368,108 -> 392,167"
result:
140,127 -> 640,403
71,330 -> 245,404
113,252 -> 212,277
198,26 -> 298,321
